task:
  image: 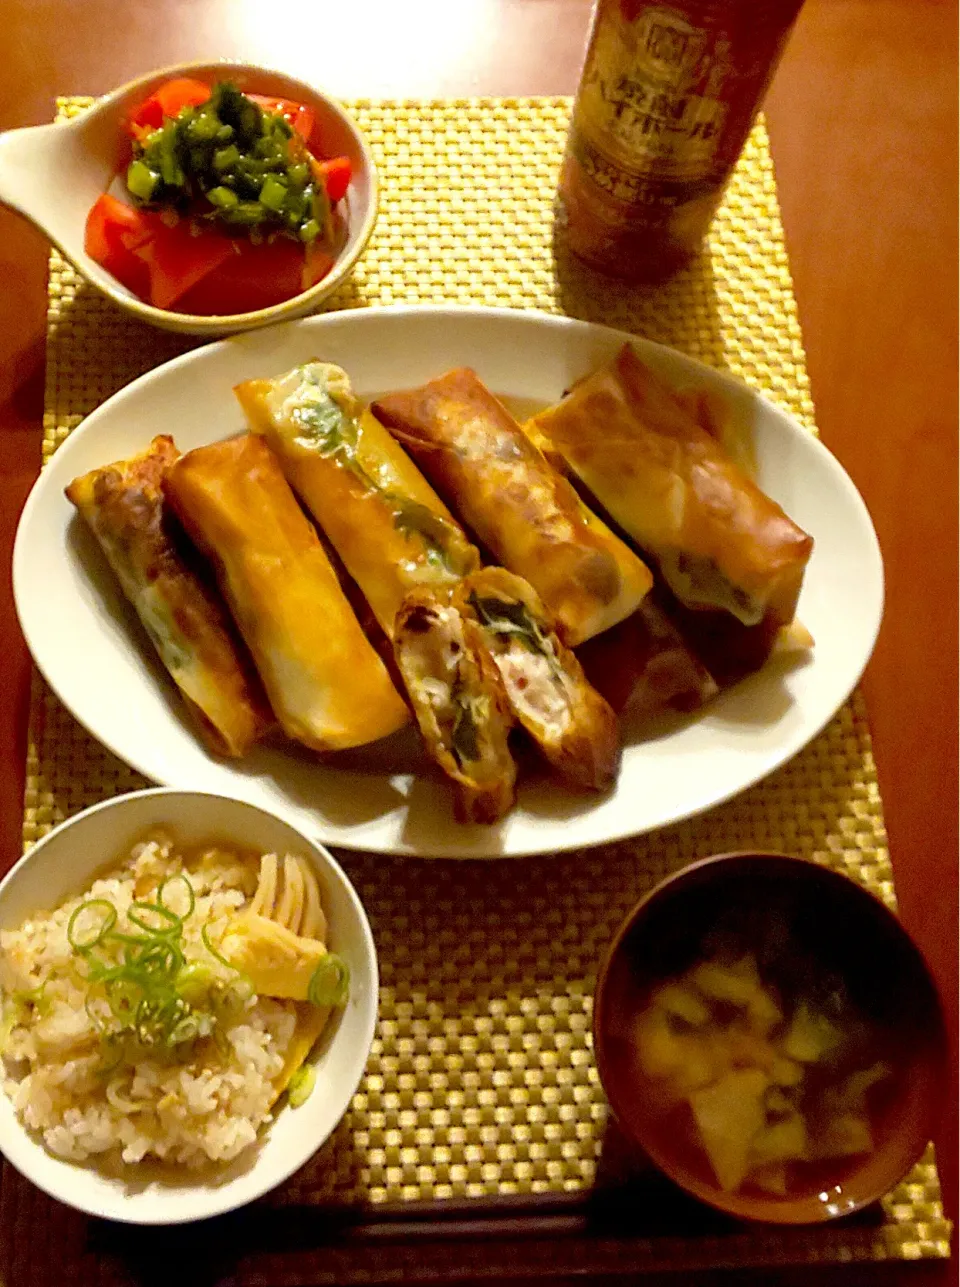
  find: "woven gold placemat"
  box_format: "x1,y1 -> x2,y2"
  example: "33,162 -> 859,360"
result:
7,97 -> 949,1278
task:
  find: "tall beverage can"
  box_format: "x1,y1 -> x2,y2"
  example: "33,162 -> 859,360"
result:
557,0 -> 805,281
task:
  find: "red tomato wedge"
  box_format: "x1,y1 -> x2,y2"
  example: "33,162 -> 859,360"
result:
176,238 -> 335,316
93,80 -> 344,313
84,194 -> 153,297
247,94 -> 315,143
130,218 -> 235,310
312,156 -> 352,203
126,78 -> 212,139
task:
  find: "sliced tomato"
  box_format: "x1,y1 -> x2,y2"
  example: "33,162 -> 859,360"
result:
126,77 -> 212,138
176,237 -> 334,316
84,194 -> 154,297
130,218 -> 234,310
247,94 -> 315,142
311,156 -> 352,204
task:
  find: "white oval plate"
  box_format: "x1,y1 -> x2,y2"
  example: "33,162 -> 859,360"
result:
13,306 -> 883,858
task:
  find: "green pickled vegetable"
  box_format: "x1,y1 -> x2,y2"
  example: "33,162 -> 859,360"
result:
126,159 -> 158,201
206,185 -> 238,210
259,175 -> 288,212
126,80 -> 331,246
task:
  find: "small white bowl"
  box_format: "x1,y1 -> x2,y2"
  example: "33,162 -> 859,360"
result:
0,62 -> 379,335
0,788 -> 378,1224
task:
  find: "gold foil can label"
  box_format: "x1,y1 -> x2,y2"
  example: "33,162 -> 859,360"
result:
574,4 -> 731,184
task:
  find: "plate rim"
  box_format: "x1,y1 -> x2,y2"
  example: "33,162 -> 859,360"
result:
13,304 -> 885,858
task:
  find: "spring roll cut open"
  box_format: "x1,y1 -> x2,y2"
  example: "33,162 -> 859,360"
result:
456,567 -> 621,791
393,589 -> 517,824
372,369 -> 653,646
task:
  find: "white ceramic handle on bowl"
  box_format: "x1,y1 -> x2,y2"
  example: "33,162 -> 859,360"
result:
0,96 -> 135,300
0,61 -> 380,336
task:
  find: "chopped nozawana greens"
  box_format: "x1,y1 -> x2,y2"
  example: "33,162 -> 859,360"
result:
126,81 -> 331,245
468,593 -> 550,656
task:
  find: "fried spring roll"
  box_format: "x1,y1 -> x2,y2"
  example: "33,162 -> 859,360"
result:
372,369 -> 653,647
235,362 -> 480,638
393,589 -> 516,824
65,435 -> 271,758
577,597 -> 720,725
663,596 -> 814,689
164,435 -> 409,753
527,345 -> 814,631
456,568 -> 621,791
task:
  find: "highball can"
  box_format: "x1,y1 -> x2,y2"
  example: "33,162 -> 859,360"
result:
557,0 -> 805,280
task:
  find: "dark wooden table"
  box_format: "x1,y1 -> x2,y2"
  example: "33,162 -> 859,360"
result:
0,1 -> 955,1283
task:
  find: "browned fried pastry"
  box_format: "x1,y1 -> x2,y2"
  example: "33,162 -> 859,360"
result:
164,434 -> 410,754
372,368 -> 652,646
664,596 -> 815,690
235,361 -> 480,640
577,596 -> 720,726
456,567 -> 621,791
65,435 -> 271,758
527,345 -> 814,633
393,589 -> 517,824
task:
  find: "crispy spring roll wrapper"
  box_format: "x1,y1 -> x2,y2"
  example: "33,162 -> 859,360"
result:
456,567 -> 621,791
673,385 -> 758,481
527,345 -> 814,631
393,589 -> 517,824
665,594 -> 815,689
64,435 -> 271,758
372,369 -> 653,647
234,362 -> 480,639
577,596 -> 719,725
164,435 -> 410,753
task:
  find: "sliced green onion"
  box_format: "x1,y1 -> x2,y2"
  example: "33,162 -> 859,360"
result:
84,993 -> 111,1037
127,901 -> 182,935
201,919 -> 237,970
287,1064 -> 316,1107
157,873 -> 196,920
0,996 -> 25,1054
61,875 -> 237,1060
169,1014 -> 200,1046
95,1037 -> 124,1078
175,961 -> 217,1003
67,900 -> 117,950
307,954 -> 349,1008
226,975 -> 254,1004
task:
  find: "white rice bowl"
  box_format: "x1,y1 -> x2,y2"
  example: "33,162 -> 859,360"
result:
1,835 -> 300,1168
0,790 -> 378,1224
